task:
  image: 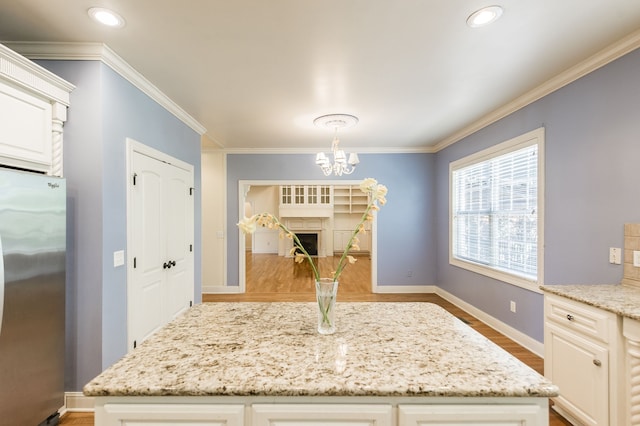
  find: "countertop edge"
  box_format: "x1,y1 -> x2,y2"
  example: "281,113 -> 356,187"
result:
540,284 -> 640,321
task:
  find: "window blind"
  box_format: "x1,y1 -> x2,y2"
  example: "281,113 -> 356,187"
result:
452,144 -> 538,280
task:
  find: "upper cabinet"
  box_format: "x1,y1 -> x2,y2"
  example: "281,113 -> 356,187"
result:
279,184 -> 333,218
0,44 -> 74,176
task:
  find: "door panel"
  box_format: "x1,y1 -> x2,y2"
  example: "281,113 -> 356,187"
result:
165,168 -> 192,319
131,154 -> 167,346
129,149 -> 194,349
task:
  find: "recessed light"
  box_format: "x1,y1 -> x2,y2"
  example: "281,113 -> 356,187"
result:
466,6 -> 503,28
88,7 -> 126,28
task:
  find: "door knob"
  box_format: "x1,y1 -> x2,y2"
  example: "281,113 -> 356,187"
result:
593,359 -> 602,367
170,260 -> 176,267
163,262 -> 169,269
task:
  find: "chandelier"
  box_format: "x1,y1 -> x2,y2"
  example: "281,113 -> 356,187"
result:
314,114 -> 360,176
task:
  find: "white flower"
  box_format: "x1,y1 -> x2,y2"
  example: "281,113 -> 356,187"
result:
237,215 -> 258,234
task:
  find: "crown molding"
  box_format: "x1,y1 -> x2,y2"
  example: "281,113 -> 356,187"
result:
222,146 -> 433,155
2,41 -> 206,136
433,28 -> 640,152
0,43 -> 75,105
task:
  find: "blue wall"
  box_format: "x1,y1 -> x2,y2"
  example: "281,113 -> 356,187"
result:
435,47 -> 640,342
38,60 -> 202,391
226,153 -> 437,288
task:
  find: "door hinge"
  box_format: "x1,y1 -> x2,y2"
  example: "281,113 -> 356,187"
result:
132,173 -> 137,185
190,244 -> 193,252
133,340 -> 137,349
189,187 -> 194,195
133,257 -> 137,268
190,301 -> 193,307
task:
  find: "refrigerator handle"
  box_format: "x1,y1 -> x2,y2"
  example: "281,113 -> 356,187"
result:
0,234 -> 4,337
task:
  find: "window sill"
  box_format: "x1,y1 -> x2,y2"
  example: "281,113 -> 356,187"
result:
449,257 -> 542,294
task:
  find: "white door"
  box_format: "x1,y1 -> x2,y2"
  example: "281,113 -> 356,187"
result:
164,164 -> 194,320
128,144 -> 194,350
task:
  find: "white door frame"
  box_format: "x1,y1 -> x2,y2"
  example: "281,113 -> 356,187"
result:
237,179 -> 378,293
125,138 -> 194,349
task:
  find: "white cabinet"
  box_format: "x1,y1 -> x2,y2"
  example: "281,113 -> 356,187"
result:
398,403 -> 546,425
279,185 -> 333,218
99,403 -> 244,425
251,404 -> 392,426
94,398 -> 550,426
544,294 -> 623,426
623,317 -> 640,426
0,44 -> 73,176
333,229 -> 370,253
333,185 -> 368,214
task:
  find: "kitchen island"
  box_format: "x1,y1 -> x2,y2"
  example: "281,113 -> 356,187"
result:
84,302 -> 558,425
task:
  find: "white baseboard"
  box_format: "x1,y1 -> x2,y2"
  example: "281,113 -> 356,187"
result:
202,285 -> 243,294
435,287 -> 544,357
63,392 -> 95,413
373,284 -> 437,293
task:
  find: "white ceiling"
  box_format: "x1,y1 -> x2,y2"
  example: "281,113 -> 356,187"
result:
1,0 -> 639,152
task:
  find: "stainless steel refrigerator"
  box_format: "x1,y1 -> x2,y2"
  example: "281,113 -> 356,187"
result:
0,168 -> 66,425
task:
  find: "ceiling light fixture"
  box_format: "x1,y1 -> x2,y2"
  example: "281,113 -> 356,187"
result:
466,5 -> 503,28
314,114 -> 360,176
88,7 -> 126,28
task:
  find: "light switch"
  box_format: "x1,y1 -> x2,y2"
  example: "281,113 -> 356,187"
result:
113,250 -> 125,267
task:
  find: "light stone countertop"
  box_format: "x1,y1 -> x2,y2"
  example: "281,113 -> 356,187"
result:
83,302 -> 557,398
540,284 -> 640,320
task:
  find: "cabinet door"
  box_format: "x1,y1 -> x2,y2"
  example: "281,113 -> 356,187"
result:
99,403 -> 243,426
0,80 -> 52,172
398,403 -> 546,425
545,322 -> 609,426
251,404 -> 392,426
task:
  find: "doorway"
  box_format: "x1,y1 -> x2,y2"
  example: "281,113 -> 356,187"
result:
126,139 -> 194,351
238,180 -> 377,295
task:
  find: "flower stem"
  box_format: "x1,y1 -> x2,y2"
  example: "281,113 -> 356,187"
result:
332,201 -> 375,281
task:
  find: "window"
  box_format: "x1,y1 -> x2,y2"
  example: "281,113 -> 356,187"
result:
450,128 -> 544,290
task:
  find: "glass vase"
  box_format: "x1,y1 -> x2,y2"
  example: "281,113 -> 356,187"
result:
315,278 -> 339,335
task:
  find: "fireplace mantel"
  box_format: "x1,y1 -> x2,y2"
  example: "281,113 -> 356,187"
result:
281,217 -> 330,257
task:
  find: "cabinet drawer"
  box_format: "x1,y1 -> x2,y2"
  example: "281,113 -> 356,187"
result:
544,294 -> 613,343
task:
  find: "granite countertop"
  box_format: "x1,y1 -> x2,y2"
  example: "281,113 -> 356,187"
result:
84,302 -> 557,398
540,284 -> 640,320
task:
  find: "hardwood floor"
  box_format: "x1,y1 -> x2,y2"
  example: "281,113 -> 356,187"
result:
60,252 -> 570,425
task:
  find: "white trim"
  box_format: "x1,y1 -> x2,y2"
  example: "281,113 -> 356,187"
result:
436,287 -> 544,357
63,392 -> 95,413
448,127 -> 545,294
224,146 -> 434,154
202,285 -> 243,294
433,28 -> 640,152
2,41 -> 206,136
0,43 -> 74,105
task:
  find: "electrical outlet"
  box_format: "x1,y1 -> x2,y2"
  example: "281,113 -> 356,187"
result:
609,247 -> 622,265
510,301 -> 516,313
